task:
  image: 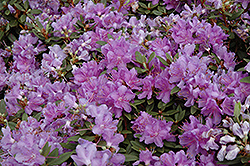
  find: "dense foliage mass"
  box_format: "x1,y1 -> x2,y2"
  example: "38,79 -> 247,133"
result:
0,0 -> 250,165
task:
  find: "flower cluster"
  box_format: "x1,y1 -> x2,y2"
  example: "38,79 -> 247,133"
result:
0,0 -> 250,165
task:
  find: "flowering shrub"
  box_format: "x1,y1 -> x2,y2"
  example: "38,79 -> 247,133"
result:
0,0 -> 250,165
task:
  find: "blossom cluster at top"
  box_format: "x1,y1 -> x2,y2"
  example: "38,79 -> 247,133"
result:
0,0 -> 250,165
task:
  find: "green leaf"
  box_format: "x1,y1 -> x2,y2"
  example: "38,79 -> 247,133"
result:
118,148 -> 126,153
156,56 -> 169,66
20,14 -> 26,23
234,101 -> 241,123
158,101 -> 167,109
79,130 -> 87,135
81,136 -> 95,141
124,154 -> 139,162
162,109 -> 179,116
9,20 -> 18,27
217,157 -> 241,165
244,58 -> 250,63
30,9 -> 42,14
138,2 -> 147,9
0,99 -> 7,115
126,144 -> 132,154
33,112 -> 41,121
22,113 -> 28,121
146,103 -> 154,112
5,10 -> 10,15
24,0 -> 29,10
191,106 -> 198,115
121,130 -> 132,134
241,156 -> 250,163
158,6 -> 166,13
73,0 -> 80,4
107,34 -> 113,39
148,52 -> 155,63
209,14 -> 221,19
96,41 -> 107,46
165,53 -> 172,63
46,148 -> 59,163
60,143 -> 77,150
228,32 -> 235,39
147,98 -> 154,105
8,33 -> 17,42
135,51 -> 146,63
100,0 -> 107,5
41,142 -> 51,157
131,140 -> 146,152
8,122 -> 16,130
164,117 -> 174,122
47,151 -> 73,165
237,67 -> 246,72
171,86 -> 180,95
27,13 -> 35,19
164,141 -> 182,149
67,135 -> 80,142
96,48 -> 102,52
230,9 -> 244,20
223,11 -> 232,17
134,67 -> 147,73
0,31 -> 4,40
148,111 -> 158,116
240,76 -> 250,83
14,3 -> 25,11
176,105 -> 182,112
35,19 -> 44,30
130,103 -> 137,110
152,10 -> 162,15
124,112 -> 131,120
175,110 -> 186,122
132,99 -> 145,105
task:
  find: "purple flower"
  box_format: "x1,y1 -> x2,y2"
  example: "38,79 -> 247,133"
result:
25,91 -> 44,115
11,134 -> 45,165
91,150 -> 110,166
1,126 -> 15,150
41,45 -> 67,77
111,67 -> 142,90
52,13 -> 77,37
160,150 -> 196,166
138,75 -> 155,99
133,149 -> 159,166
221,97 -> 235,116
225,145 -> 240,161
131,111 -> 154,135
147,37 -> 177,60
92,112 -> 119,135
102,132 -> 124,150
200,98 -> 223,125
199,153 -> 218,166
73,61 -> 103,85
101,37 -> 137,70
109,85 -> 135,113
71,141 -> 97,166
155,69 -> 175,103
141,119 -> 175,148
179,116 -> 220,158
109,153 -> 125,165
63,92 -> 78,108
101,11 -> 126,29
219,135 -> 235,145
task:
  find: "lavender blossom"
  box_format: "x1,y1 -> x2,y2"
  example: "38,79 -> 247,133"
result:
71,141 -> 97,166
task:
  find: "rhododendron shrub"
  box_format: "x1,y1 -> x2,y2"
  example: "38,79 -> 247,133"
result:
0,0 -> 250,165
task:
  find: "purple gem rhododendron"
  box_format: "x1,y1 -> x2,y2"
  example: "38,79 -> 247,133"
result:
0,0 -> 250,165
